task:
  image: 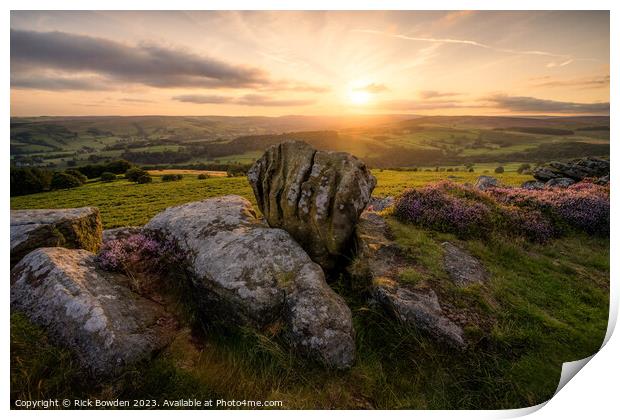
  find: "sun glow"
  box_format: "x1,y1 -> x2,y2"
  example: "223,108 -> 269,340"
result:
348,90 -> 371,105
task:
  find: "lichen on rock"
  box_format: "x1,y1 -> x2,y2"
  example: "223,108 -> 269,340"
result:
145,195 -> 356,368
10,207 -> 102,267
11,247 -> 175,376
248,141 -> 376,270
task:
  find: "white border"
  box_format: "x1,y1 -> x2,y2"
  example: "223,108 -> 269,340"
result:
2,1 -> 617,419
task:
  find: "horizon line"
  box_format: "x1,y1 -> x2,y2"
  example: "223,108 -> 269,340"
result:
10,113 -> 611,119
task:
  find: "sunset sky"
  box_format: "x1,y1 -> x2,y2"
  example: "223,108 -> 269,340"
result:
10,10 -> 610,117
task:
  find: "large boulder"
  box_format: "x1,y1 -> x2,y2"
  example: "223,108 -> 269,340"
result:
350,212 -> 466,349
145,195 -> 355,368
10,207 -> 102,267
11,248 -> 174,375
247,141 -> 376,270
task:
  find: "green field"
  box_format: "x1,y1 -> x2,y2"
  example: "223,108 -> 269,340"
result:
10,169 -> 608,409
11,170 -> 532,227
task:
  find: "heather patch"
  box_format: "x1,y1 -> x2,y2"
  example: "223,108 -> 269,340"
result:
394,181 -> 609,241
97,232 -> 186,292
393,183 -> 493,238
489,181 -> 609,235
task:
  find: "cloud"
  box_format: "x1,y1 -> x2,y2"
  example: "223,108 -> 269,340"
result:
10,73 -> 112,91
172,94 -> 230,104
419,90 -> 461,99
485,94 -> 609,114
353,29 -> 591,64
376,99 -> 466,111
260,80 -> 330,93
354,83 -> 389,93
119,97 -> 155,103
11,28 -> 268,90
529,75 -> 609,89
546,58 -> 574,68
431,11 -> 475,29
172,93 -> 314,107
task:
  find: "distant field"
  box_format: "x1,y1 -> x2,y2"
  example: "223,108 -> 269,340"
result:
11,115 -> 609,169
148,169 -> 228,177
10,170 -> 533,228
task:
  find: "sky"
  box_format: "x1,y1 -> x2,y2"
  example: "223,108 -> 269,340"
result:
10,10 -> 610,117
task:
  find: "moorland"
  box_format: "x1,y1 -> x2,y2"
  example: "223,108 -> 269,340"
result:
9,114 -> 610,409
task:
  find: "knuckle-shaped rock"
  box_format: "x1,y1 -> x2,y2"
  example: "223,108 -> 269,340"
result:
248,141 -> 376,270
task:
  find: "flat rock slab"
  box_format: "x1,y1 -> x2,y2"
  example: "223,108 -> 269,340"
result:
442,242 -> 488,287
248,141 -> 376,270
373,280 -> 465,349
10,207 -> 102,267
351,212 -> 466,349
11,248 -> 174,376
145,195 -> 355,368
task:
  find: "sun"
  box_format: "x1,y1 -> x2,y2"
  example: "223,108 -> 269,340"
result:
348,90 -> 371,105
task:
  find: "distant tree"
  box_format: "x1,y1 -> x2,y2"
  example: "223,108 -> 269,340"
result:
50,172 -> 82,190
100,172 -> 117,182
10,167 -> 53,196
105,159 -> 132,174
468,168 -> 474,172
162,174 -> 183,182
66,160 -> 77,167
494,166 -> 505,174
197,173 -> 208,180
136,174 -> 152,184
65,169 -> 87,184
125,167 -> 148,182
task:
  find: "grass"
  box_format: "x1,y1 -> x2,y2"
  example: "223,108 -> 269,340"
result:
11,170 -> 531,228
147,169 -> 228,176
9,170 -> 608,409
11,176 -> 256,228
